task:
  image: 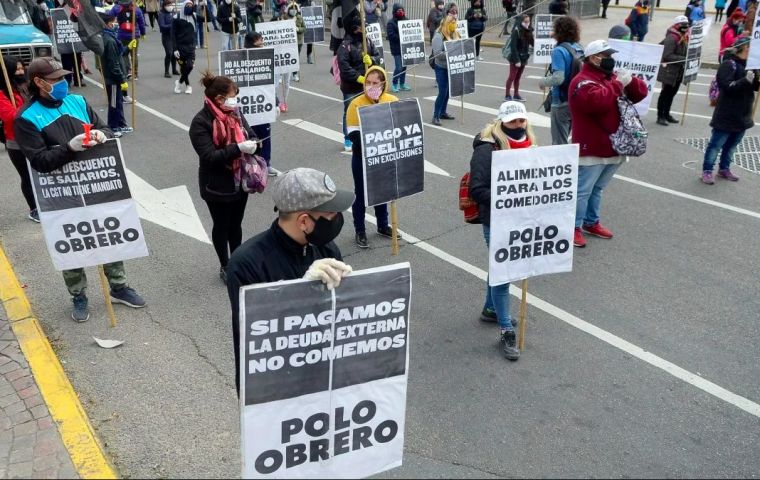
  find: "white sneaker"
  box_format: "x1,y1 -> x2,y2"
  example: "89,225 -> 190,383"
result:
293,73 -> 300,82
122,95 -> 134,104
184,85 -> 192,94
174,80 -> 182,94
477,55 -> 484,61
268,166 -> 282,177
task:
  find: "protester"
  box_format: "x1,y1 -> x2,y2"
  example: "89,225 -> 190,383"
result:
655,15 -> 689,125
158,0 -> 180,77
427,0 -> 445,43
245,0 -> 264,32
465,0 -> 487,60
173,1 -> 197,94
627,0 -> 651,41
431,8 -> 460,125
296,0 -> 314,63
53,0 -> 85,87
716,0 -> 727,21
196,0 -> 211,48
0,56 -> 37,222
287,1 -> 305,83
364,0 -> 386,24
720,9 -> 745,62
218,0 -> 243,50
345,66 -> 404,248
337,16 -> 381,151
14,57 -> 146,321
244,32 -> 275,172
601,0 -> 611,18
501,0 -> 517,36
686,0 -> 706,23
272,0 -> 287,20
110,0 -> 146,81
387,3 -> 411,92
100,13 -> 133,136
549,0 -> 569,14
702,36 -> 758,184
468,101 -> 535,361
538,16 -> 583,145
568,40 -> 647,248
726,0 -> 749,17
608,24 -> 632,40
145,0 -> 158,29
226,167 -> 354,392
504,14 -> 533,101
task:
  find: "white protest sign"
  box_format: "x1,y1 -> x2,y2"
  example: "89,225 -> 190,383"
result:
683,19 -> 711,84
747,15 -> 760,69
219,48 -> 277,125
488,144 -> 578,286
240,263 -> 411,479
366,22 -> 386,66
256,20 -> 300,74
532,14 -> 557,65
456,19 -> 468,39
399,19 -> 426,66
608,39 -> 664,117
29,139 -> 148,271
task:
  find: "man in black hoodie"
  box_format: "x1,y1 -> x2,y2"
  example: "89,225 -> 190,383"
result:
100,13 -> 132,136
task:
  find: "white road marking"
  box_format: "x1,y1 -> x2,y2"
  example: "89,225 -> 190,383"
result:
526,74 -> 711,92
423,96 -> 552,128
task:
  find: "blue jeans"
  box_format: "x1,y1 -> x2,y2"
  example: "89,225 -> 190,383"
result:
342,92 -> 354,141
197,22 -> 205,47
392,54 -> 406,86
702,128 -> 745,172
433,64 -> 449,119
351,147 -> 388,233
482,225 -> 513,331
251,123 -> 271,166
575,163 -> 620,228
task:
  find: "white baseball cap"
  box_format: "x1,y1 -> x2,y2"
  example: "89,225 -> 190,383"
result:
674,15 -> 689,24
583,39 -> 618,57
497,101 -> 528,123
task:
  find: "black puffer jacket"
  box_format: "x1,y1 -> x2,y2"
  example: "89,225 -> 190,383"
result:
711,54 -> 760,132
507,16 -> 533,64
337,31 -> 381,94
189,103 -> 258,202
468,133 -> 502,226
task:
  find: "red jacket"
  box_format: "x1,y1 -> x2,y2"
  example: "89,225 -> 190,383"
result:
0,90 -> 24,142
568,63 -> 648,158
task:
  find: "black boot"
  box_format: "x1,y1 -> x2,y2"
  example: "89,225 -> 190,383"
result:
665,114 -> 679,124
656,116 -> 669,126
500,330 -> 520,361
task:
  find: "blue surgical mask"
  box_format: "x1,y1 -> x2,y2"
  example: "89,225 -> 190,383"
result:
47,79 -> 68,100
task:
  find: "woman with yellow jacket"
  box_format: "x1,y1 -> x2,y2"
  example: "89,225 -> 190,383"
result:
431,5 -> 460,125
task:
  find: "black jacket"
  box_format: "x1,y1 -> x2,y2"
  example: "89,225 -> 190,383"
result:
101,30 -> 126,85
337,32 -> 381,94
217,2 -> 242,34
172,16 -> 197,57
465,5 -> 487,32
189,104 -> 257,202
468,133 -> 503,226
14,94 -> 113,173
657,29 -> 687,86
226,219 -> 342,389
158,9 -> 174,34
507,18 -> 533,64
549,0 -> 568,14
711,55 -> 760,132
387,12 -> 402,55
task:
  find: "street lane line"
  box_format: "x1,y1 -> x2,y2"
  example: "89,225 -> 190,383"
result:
0,246 -> 118,479
423,96 -> 552,128
525,75 -> 711,93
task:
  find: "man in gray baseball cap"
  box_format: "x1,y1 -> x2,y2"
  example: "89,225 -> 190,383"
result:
225,167 -> 355,394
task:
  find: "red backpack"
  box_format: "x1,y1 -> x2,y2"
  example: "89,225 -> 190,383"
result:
458,172 -> 481,224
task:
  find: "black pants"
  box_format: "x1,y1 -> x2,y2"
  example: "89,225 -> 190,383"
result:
148,11 -> 158,28
715,7 -> 724,22
8,148 -> 36,211
472,29 -> 483,56
601,0 -> 610,17
179,55 -> 195,85
298,43 -> 313,56
657,81 -> 681,118
205,196 -> 248,267
161,32 -> 178,74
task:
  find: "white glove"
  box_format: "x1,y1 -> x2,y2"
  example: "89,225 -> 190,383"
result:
616,68 -> 632,87
303,258 -> 353,290
174,50 -> 180,59
746,70 -> 756,82
237,140 -> 258,154
90,129 -> 108,143
68,133 -> 97,152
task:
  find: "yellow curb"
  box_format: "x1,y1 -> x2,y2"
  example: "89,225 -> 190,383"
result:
0,244 -> 117,479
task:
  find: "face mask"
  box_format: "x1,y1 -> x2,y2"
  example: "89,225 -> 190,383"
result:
447,22 -> 456,33
13,73 -> 26,85
366,85 -> 383,100
288,8 -> 296,16
305,213 -> 344,246
678,25 -> 688,31
184,6 -> 194,15
47,79 -> 68,101
222,96 -> 238,110
502,125 -> 526,140
599,56 -> 616,74
395,9 -> 404,18
437,4 -> 443,9
522,21 -> 530,28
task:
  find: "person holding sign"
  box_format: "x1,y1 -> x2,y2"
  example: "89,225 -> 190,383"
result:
14,57 -> 146,322
504,14 -> 533,102
189,72 -> 261,283
431,10 -> 460,125
568,40 -> 647,248
226,167 -> 354,391
218,0 -> 243,51
387,3 -> 412,92
701,36 -> 758,184
100,13 -> 133,136
655,16 -> 690,126
468,101 -> 535,361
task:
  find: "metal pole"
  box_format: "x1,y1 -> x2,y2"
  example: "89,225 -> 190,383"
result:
517,279 -> 528,351
98,266 -> 118,328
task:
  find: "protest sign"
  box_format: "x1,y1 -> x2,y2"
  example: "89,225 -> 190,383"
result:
445,38 -> 476,98
532,14 -> 556,65
399,19 -> 425,66
748,15 -> 760,69
51,8 -> 87,54
456,19 -> 468,39
240,263 -> 411,479
358,99 -> 424,207
219,48 -> 277,126
488,144 -> 578,286
366,22 -> 385,66
28,140 -> 148,271
683,20 -> 708,84
608,39 -> 664,117
302,6 -> 325,43
256,20 -> 300,74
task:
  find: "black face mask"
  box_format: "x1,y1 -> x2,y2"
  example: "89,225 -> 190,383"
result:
501,124 -> 526,140
13,74 -> 26,85
599,57 -> 616,74
305,213 -> 344,246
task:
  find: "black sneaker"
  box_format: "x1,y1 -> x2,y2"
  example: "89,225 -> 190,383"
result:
440,113 -> 456,120
480,308 -> 497,323
500,330 -> 520,361
219,266 -> 227,285
164,72 -> 171,78
27,209 -> 40,223
656,117 -> 669,126
377,226 -> 402,240
355,232 -> 369,249
110,286 -> 146,308
71,294 -> 90,323
665,115 -> 679,124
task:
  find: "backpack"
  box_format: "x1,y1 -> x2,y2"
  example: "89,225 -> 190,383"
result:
610,95 -> 647,157
550,42 -> 582,102
330,43 -> 348,85
458,172 -> 481,224
239,153 -> 269,194
501,32 -> 512,59
116,6 -> 135,33
709,59 -> 736,106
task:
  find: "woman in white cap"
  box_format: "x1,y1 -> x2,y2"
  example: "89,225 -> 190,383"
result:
468,100 -> 536,362
655,15 -> 690,125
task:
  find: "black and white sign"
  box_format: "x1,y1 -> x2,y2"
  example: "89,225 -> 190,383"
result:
302,6 -> 325,44
608,39 -> 664,117
445,38 -> 476,98
219,48 -> 277,126
489,144 -> 578,285
358,99 -> 424,207
29,140 -> 148,271
240,263 -> 411,478
256,20 -> 300,74
683,19 -> 711,84
532,14 -> 556,65
399,19 -> 425,66
366,22 -> 385,66
51,8 -> 87,54
456,19 -> 468,39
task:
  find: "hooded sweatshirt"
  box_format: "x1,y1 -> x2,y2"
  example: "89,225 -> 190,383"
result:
345,65 -> 398,147
387,3 -> 405,56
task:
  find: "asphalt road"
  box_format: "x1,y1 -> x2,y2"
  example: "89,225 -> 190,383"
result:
1,27 -> 759,478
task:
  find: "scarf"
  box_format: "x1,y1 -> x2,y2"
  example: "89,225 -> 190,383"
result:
104,27 -> 125,55
667,25 -> 689,45
205,97 -> 245,176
